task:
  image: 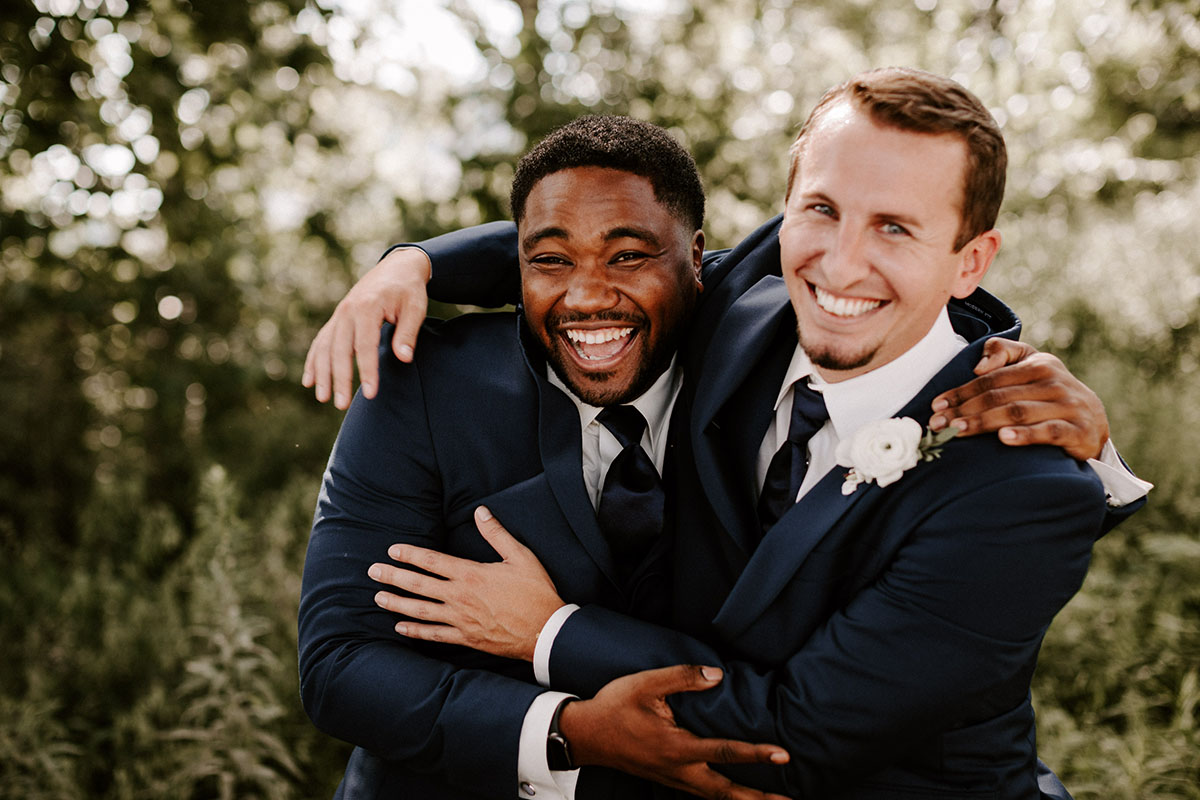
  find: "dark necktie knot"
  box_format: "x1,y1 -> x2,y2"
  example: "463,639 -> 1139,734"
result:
596,405 -> 663,582
786,379 -> 829,444
758,378 -> 830,532
598,405 -> 648,450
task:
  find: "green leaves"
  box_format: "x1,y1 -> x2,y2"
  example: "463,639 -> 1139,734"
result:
918,425 -> 960,463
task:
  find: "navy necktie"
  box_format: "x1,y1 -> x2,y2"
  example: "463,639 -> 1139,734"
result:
597,406 -> 665,580
758,379 -> 830,531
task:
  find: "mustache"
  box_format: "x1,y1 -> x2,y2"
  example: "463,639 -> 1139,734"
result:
546,310 -> 646,328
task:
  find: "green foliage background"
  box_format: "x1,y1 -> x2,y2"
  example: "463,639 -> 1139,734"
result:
1,0 -> 1196,797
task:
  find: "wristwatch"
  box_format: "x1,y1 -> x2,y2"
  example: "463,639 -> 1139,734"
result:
546,698 -> 576,771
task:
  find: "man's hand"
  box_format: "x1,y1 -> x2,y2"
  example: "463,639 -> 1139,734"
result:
302,246 -> 432,409
929,338 -> 1110,461
369,507 -> 564,660
563,665 -> 790,800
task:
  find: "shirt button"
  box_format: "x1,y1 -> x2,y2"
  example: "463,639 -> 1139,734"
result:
520,782 -> 536,796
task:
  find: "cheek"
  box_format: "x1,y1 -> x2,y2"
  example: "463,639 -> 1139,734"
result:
520,277 -> 556,318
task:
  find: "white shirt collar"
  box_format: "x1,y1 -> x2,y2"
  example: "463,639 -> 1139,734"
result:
548,355 -> 681,453
774,308 -> 968,441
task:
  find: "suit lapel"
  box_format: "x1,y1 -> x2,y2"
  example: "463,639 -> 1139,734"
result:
691,276 -> 796,555
519,321 -> 623,587
710,299 -> 1022,638
713,466 -> 877,637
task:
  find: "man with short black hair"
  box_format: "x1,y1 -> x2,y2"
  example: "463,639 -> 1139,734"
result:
300,115 -> 792,800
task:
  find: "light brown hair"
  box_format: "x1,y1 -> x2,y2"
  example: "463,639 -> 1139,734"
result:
786,67 -> 1006,251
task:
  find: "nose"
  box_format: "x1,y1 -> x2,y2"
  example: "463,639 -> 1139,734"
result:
563,262 -> 619,313
823,223 -> 872,290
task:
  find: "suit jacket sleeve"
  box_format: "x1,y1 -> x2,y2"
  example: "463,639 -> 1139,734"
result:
547,467 -> 1106,797
297,331 -> 544,798
383,222 -> 742,307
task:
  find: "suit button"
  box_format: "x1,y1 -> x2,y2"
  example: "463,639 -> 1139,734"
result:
520,782 -> 536,796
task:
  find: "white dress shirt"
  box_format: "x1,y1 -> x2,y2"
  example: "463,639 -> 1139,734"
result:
516,359 -> 681,800
755,309 -> 1153,506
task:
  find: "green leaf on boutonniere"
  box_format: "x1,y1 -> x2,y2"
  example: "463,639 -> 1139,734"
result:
918,426 -> 960,462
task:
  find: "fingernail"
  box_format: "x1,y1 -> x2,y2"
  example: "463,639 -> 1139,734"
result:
398,345 -> 413,361
999,428 -> 1017,442
931,398 -> 948,411
475,506 -> 493,522
930,415 -> 945,430
334,392 -> 347,407
302,371 -> 312,386
769,751 -> 789,764
363,382 -> 375,397
368,565 -> 382,580
388,544 -> 403,559
395,622 -> 408,635
700,666 -> 721,681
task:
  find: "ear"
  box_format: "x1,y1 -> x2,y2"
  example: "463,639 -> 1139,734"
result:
950,229 -> 1001,298
691,230 -> 705,293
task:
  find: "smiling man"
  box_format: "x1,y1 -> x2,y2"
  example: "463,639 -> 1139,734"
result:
352,70 -> 1149,800
515,165 -> 700,407
299,116 -> 792,800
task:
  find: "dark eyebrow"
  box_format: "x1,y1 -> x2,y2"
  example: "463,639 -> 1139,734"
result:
522,225 -> 664,252
872,212 -> 923,230
604,226 -> 662,247
521,227 -> 569,251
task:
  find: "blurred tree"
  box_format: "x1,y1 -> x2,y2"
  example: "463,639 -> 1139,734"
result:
0,0 -> 344,550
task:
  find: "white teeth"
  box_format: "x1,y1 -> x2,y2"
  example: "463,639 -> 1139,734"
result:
565,327 -> 633,344
813,286 -> 883,317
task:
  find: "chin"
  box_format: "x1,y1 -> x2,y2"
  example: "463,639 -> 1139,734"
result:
801,339 -> 879,374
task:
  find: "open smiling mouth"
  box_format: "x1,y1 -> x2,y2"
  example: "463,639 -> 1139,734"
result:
562,326 -> 637,364
811,284 -> 886,318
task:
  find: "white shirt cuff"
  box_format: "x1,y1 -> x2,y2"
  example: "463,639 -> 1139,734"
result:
533,604 -> 581,687
517,692 -> 580,799
1088,439 -> 1153,507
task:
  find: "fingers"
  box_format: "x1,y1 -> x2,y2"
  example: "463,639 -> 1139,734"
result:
624,664 -> 725,699
304,322 -> 336,403
355,316 -> 383,399
972,337 -> 1038,376
369,560 -> 451,599
330,314 -> 357,410
369,595 -> 465,646
302,246 -> 432,404
699,738 -> 789,766
373,587 -> 446,622
933,397 -> 1059,435
931,354 -> 1067,423
473,506 -> 533,562
385,543 -> 465,580
390,291 -> 427,364
301,326 -> 321,389
997,419 -> 1100,460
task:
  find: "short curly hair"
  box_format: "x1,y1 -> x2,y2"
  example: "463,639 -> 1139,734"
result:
510,116 -> 705,231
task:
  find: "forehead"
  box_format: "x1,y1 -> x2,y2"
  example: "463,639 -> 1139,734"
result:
520,167 -> 680,239
794,102 -> 967,216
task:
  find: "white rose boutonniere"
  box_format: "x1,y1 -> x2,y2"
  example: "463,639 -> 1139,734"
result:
836,418 -> 960,495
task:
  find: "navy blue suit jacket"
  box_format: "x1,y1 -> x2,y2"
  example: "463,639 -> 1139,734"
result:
395,216 -> 1141,799
299,313 -> 675,799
